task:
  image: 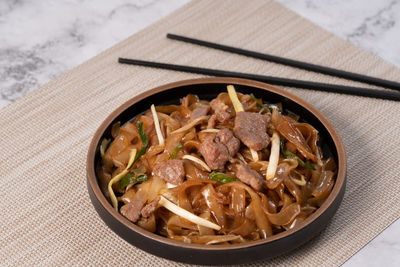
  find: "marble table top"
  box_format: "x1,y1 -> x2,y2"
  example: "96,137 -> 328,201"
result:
1,0 -> 399,266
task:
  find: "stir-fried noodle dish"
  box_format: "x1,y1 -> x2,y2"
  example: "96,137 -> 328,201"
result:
98,85 -> 337,245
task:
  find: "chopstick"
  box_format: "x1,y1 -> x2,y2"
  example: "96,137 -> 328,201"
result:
167,33 -> 400,92
118,58 -> 400,101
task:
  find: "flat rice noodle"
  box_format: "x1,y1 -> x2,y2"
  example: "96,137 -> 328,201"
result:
266,191 -> 280,213
101,153 -> 114,172
147,176 -> 166,202
112,145 -> 136,168
155,105 -> 181,114
98,169 -> 111,198
245,203 -> 256,220
197,131 -> 216,143
188,185 -> 202,205
266,160 -> 297,189
149,133 -> 159,147
171,234 -> 242,245
165,132 -> 185,154
285,141 -> 297,153
105,134 -> 130,161
229,218 -> 256,237
243,94 -> 261,113
324,157 -> 337,172
157,112 -> 181,134
170,110 -> 186,123
216,92 -> 232,104
111,121 -> 120,138
137,213 -> 156,232
301,204 -> 317,216
184,161 -> 209,180
182,94 -> 200,107
312,170 -> 335,200
247,231 -> 261,241
240,148 -> 255,162
275,183 -> 285,200
177,179 -> 215,199
159,118 -> 167,140
182,140 -> 200,154
182,127 -> 196,143
283,175 -> 303,203
202,184 -> 226,228
121,188 -> 136,204
221,182 -> 272,238
216,93 -> 235,117
197,211 -> 215,236
119,122 -> 139,143
146,144 -> 165,158
190,102 -> 209,111
152,151 -> 170,167
296,122 -> 323,166
271,109 -> 317,162
260,194 -> 275,215
133,179 -> 152,203
266,203 -> 301,226
167,214 -> 198,236
230,187 -> 246,215
309,165 -> 322,192
159,187 -> 179,205
180,94 -> 200,120
282,212 -> 307,230
227,212 -> 245,230
139,115 -> 155,136
180,105 -> 191,120
248,161 -> 269,173
281,193 -> 294,209
191,190 -> 207,214
178,185 -> 195,213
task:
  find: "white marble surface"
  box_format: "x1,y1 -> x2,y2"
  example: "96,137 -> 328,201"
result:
1,0 -> 399,266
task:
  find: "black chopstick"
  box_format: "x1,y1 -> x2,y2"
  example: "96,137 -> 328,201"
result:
167,33 -> 400,92
118,58 -> 400,101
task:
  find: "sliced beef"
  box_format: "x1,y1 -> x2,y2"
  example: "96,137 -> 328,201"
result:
210,99 -> 230,123
141,197 -> 160,218
189,106 -> 210,122
153,159 -> 185,185
199,129 -> 240,170
199,136 -> 229,170
236,164 -> 264,191
215,129 -> 240,157
120,200 -> 144,222
233,112 -> 270,151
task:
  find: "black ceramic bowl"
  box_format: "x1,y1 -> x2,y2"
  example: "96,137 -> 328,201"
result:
87,77 -> 346,265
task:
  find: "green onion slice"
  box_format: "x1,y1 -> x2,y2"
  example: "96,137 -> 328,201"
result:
280,139 -> 315,170
120,173 -> 148,189
209,171 -> 237,184
250,93 -> 263,108
127,122 -> 148,170
169,143 -> 183,159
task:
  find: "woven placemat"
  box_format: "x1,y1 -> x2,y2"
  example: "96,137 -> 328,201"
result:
1,0 -> 399,266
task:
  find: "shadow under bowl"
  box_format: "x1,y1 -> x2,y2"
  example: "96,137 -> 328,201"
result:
86,77 -> 346,265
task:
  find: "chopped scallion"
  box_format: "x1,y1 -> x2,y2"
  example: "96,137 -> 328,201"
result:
209,171 -> 237,184
128,122 -> 148,170
280,139 -> 315,170
120,173 -> 148,189
169,143 -> 182,159
250,93 -> 263,108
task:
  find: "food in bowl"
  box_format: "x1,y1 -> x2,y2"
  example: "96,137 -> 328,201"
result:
97,85 -> 337,245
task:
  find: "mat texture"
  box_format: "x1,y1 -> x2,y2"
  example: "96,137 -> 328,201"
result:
1,0 -> 399,266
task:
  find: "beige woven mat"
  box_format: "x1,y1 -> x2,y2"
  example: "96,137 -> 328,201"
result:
1,0 -> 399,266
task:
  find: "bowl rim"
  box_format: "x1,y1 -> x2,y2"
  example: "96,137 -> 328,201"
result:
86,77 -> 346,251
